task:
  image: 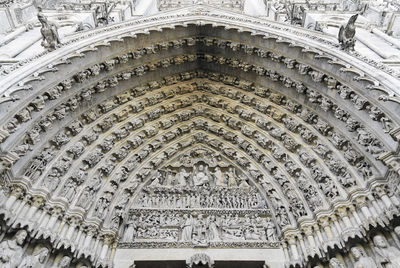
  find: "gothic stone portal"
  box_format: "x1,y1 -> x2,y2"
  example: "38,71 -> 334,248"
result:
117,148 -> 284,268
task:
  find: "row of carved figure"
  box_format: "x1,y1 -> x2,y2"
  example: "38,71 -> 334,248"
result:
14,59 -> 378,213
0,187 -> 119,267
121,212 -> 277,244
0,229 -> 87,268
199,35 -> 394,130
0,24 -> 396,268
0,72 -> 394,266
323,231 -> 400,268
20,70 -> 376,206
19,90 -> 362,224
147,166 -> 251,188
0,36 -> 200,143
10,71 -> 388,243
135,186 -> 266,210
0,152 -> 396,266
199,53 -> 388,157
2,35 -> 391,174
10,100 -> 360,245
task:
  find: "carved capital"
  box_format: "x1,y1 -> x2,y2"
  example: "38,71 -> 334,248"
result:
336,207 -> 348,218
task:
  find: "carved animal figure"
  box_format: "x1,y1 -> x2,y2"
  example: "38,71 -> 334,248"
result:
37,9 -> 60,51
338,14 -> 358,51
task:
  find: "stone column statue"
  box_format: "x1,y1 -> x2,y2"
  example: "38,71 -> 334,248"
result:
373,235 -> 400,268
18,247 -> 49,268
351,246 -> 376,268
0,229 -> 27,268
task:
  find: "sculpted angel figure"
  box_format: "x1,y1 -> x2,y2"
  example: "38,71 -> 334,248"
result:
0,229 -> 27,268
214,167 -> 227,187
175,167 -> 190,187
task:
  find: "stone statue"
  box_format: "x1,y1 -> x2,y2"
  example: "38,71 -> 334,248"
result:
164,169 -> 175,187
60,179 -> 77,201
51,256 -> 71,268
207,215 -> 220,241
76,176 -> 101,209
263,218 -> 277,241
18,247 -> 49,268
181,214 -> 194,241
214,167 -> 226,187
338,14 -> 358,51
193,215 -> 207,243
37,9 -> 60,51
122,215 -> 137,242
226,167 -> 237,187
175,168 -> 190,187
351,247 -> 376,268
192,165 -> 210,186
373,235 -> 400,268
0,229 -> 27,268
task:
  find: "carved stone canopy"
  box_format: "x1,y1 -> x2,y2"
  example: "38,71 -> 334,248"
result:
187,253 -> 214,268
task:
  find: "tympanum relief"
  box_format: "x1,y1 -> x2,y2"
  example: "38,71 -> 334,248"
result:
120,148 -> 278,248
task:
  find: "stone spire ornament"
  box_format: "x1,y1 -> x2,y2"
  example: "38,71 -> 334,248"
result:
338,14 -> 358,52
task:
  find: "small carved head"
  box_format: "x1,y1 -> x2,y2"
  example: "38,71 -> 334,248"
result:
329,258 -> 344,268
59,256 -> 71,267
15,229 -> 27,245
350,247 -> 362,260
37,12 -> 47,24
373,235 -> 388,248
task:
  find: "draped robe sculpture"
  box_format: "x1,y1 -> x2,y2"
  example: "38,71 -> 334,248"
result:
351,247 -> 376,268
0,230 -> 27,268
373,235 -> 400,268
18,247 -> 49,268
